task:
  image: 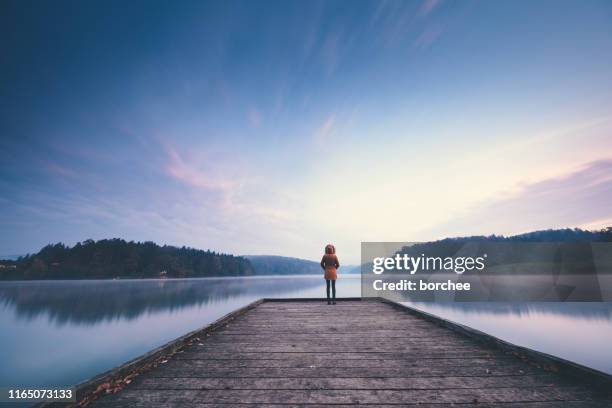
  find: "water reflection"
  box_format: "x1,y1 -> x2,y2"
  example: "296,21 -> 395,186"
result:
0,276 -> 362,393
403,301 -> 612,375
0,276 -> 328,325
406,301 -> 612,320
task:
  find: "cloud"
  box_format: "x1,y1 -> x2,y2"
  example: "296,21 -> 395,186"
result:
312,113 -> 336,147
320,30 -> 341,76
413,25 -> 444,49
419,0 -> 441,16
164,146 -> 234,192
46,162 -> 79,180
161,143 -> 299,235
433,159 -> 612,237
248,107 -> 261,128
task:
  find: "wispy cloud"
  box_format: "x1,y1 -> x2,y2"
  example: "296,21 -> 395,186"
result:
320,30 -> 342,77
413,25 -> 444,49
3,0 -> 612,263
419,0 -> 441,17
46,162 -> 79,180
433,159 -> 612,237
312,113 -> 336,147
161,143 -> 298,237
164,146 -> 234,192
248,107 -> 261,128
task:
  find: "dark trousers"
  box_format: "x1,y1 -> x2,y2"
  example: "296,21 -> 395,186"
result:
326,279 -> 336,300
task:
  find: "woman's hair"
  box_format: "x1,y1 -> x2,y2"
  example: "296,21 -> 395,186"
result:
325,244 -> 335,254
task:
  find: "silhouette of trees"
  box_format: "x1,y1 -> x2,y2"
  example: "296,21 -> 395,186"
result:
1,228 -> 610,280
0,239 -> 254,280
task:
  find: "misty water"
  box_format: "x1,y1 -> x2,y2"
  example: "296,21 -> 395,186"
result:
1,275 -> 612,398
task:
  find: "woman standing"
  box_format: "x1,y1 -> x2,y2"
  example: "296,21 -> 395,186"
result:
320,244 -> 340,305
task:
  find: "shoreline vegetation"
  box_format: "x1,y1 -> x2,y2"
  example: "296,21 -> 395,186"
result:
0,239 -> 324,281
0,228 -> 610,281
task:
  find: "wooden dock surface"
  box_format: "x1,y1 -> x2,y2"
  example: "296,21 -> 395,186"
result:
87,299 -> 612,407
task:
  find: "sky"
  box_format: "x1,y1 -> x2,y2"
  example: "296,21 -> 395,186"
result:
1,0 -> 612,263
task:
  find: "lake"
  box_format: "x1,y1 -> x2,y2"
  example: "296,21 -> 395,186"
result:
1,275 -> 611,399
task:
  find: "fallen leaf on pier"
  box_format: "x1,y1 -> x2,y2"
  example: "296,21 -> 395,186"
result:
95,382 -> 110,393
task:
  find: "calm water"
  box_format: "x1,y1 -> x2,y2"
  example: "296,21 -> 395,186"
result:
400,301 -> 612,375
1,275 -> 611,397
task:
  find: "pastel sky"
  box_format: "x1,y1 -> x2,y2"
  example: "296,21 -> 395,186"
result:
1,0 -> 612,263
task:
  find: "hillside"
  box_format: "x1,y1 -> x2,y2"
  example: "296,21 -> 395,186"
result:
392,227 -> 612,275
0,239 -> 254,280
2,228 -> 609,280
246,255 -> 322,275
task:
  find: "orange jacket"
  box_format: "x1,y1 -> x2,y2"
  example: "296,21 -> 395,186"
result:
320,244 -> 339,280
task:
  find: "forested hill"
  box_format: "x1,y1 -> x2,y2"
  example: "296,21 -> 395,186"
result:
246,255 -> 322,275
452,227 -> 612,243
0,239 -> 254,280
398,228 -> 612,256
2,228 -> 610,280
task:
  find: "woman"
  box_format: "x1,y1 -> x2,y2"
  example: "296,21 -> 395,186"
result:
320,244 -> 340,305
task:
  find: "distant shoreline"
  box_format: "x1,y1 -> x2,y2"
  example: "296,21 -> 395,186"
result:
0,273 -> 361,283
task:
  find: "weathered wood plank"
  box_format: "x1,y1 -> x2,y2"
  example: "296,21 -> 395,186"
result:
215,330 -> 457,336
204,332 -> 474,341
167,356 -> 517,368
92,403 -> 612,408
197,335 -> 474,347
129,374 -> 568,390
176,350 -> 500,359
95,387 -> 606,405
84,299 -> 612,407
146,364 -> 547,378
183,343 -> 488,353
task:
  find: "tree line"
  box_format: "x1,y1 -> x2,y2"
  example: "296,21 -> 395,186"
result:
1,228 -> 610,280
0,239 -> 254,280
397,227 -> 612,274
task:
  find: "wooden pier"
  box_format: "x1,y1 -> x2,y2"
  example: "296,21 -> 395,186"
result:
65,298 -> 612,407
